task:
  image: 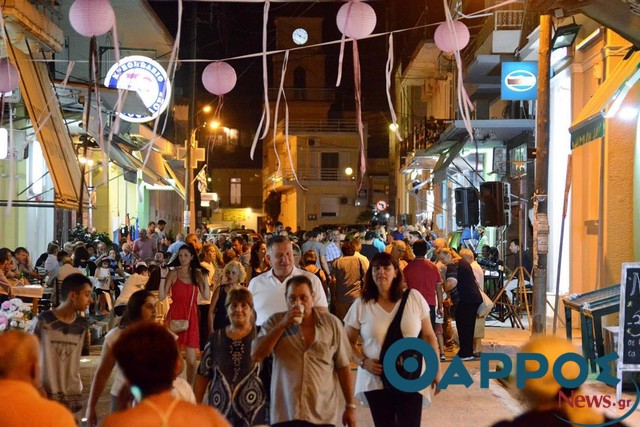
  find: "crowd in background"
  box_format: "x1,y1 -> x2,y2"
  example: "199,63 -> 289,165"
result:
0,218 -> 590,427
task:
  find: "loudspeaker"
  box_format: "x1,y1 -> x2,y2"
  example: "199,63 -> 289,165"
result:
454,187 -> 479,227
480,181 -> 505,226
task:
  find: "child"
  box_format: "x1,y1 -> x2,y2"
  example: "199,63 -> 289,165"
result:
94,257 -> 112,315
114,262 -> 149,317
31,273 -> 92,421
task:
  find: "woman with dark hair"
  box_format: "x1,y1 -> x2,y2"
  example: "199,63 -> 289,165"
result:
247,241 -> 270,280
145,265 -> 169,323
343,252 -> 441,427
195,287 -> 266,427
86,290 -> 157,426
160,244 -> 210,384
73,246 -> 96,276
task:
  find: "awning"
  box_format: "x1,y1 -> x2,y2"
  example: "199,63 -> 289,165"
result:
7,44 -> 82,209
570,51 -> 640,149
108,143 -> 139,172
131,149 -> 185,199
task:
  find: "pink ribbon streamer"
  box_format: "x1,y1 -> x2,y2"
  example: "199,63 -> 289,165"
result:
442,0 -> 474,142
385,33 -> 402,141
352,41 -> 366,193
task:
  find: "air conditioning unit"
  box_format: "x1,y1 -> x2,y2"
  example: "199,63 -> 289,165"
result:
308,139 -> 317,147
339,196 -> 349,205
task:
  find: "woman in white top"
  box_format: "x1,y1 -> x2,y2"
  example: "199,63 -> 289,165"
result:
344,252 -> 442,427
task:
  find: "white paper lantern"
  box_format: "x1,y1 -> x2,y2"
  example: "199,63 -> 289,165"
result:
202,61 -> 237,96
69,0 -> 115,37
434,20 -> 470,53
0,59 -> 19,93
336,1 -> 377,40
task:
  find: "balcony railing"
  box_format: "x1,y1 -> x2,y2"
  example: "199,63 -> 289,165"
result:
274,119 -> 358,134
462,6 -> 525,66
397,117 -> 451,160
266,167 -> 357,185
268,88 -> 336,102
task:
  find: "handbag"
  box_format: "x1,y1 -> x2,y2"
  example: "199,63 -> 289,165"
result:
477,289 -> 494,317
170,285 -> 195,333
379,290 -> 422,393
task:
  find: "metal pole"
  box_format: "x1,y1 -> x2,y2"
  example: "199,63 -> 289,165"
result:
533,14 -> 552,334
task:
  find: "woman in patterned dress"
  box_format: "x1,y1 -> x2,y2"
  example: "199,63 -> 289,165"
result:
194,287 -> 266,427
161,244 -> 210,384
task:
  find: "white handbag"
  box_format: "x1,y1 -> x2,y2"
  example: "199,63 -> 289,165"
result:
477,290 -> 494,317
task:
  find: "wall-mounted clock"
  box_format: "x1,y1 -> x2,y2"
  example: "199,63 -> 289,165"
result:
292,28 -> 308,46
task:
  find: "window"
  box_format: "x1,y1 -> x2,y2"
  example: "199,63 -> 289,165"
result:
230,178 -> 241,205
321,152 -> 339,181
320,197 -> 339,217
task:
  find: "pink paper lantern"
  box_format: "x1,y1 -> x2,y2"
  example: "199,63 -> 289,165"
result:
434,20 -> 470,53
69,0 -> 115,37
0,59 -> 19,93
336,1 -> 377,40
202,61 -> 237,96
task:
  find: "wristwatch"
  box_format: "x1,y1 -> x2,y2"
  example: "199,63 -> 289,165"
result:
359,357 -> 366,367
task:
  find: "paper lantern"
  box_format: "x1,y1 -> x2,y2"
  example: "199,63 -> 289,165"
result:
434,20 -> 470,53
336,1 -> 377,40
202,61 -> 237,96
0,59 -> 19,93
69,0 -> 115,37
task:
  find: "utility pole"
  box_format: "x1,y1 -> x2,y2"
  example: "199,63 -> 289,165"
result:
183,3 -> 198,236
532,14 -> 552,334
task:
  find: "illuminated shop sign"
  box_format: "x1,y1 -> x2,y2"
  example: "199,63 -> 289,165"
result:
104,55 -> 171,123
501,62 -> 538,100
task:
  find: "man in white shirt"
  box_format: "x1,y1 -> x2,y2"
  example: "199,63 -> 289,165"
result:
248,236 -> 328,326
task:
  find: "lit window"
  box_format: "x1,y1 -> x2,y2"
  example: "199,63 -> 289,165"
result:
230,178 -> 241,205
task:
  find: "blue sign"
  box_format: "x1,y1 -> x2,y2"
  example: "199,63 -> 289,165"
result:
501,62 -> 538,100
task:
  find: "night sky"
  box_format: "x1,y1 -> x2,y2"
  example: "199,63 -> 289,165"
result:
148,0 -> 447,161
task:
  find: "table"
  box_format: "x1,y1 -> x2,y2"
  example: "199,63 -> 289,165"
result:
9,284 -> 45,314
562,284 -> 620,372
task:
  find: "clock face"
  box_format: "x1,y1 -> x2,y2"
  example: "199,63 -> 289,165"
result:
292,28 -> 308,46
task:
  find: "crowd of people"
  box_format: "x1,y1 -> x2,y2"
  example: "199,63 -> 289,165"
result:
0,219 -> 598,427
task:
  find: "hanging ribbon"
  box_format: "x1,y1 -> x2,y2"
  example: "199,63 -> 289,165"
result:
385,33 -> 402,141
352,40 -> 366,193
442,0 -> 474,142
271,51 -> 306,191
336,33 -> 347,87
249,0 -> 271,160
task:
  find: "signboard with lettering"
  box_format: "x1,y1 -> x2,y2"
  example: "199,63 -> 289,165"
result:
104,56 -> 171,123
222,209 -> 248,222
501,62 -> 538,100
617,263 -> 640,399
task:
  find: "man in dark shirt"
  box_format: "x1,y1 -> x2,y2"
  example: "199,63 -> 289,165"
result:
360,231 -> 380,261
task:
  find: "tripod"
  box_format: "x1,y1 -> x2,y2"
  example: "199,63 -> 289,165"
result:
489,165 -> 531,330
491,265 -> 530,329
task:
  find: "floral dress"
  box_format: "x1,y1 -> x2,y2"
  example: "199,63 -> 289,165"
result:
197,327 -> 266,427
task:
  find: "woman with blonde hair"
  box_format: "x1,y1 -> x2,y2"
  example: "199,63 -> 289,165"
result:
207,260 -> 246,336
493,335 -> 627,427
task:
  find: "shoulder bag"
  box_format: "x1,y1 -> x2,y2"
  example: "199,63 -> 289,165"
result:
477,289 -> 494,317
379,290 -> 422,393
170,285 -> 195,333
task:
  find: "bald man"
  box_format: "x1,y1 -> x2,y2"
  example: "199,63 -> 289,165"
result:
0,331 -> 75,426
